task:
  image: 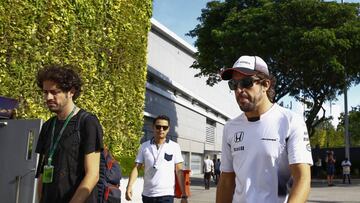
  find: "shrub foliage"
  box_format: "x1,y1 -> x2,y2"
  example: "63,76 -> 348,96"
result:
0,0 -> 152,173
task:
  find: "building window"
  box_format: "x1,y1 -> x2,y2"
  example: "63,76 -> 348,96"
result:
206,118 -> 216,144
141,117 -> 154,143
191,153 -> 202,174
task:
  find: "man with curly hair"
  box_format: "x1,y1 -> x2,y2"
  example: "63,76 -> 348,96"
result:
35,64 -> 104,203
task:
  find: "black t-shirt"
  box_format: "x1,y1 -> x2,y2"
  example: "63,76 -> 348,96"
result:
35,109 -> 103,203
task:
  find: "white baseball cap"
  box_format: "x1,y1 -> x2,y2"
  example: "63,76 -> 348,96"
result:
221,55 -> 269,80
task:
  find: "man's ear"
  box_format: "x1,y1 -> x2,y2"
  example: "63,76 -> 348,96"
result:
261,79 -> 271,91
69,87 -> 76,98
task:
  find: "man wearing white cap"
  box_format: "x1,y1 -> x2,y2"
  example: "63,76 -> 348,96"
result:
216,55 -> 313,203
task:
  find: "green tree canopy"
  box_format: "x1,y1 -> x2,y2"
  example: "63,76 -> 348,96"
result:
337,105 -> 360,146
188,0 -> 360,137
310,119 -> 344,148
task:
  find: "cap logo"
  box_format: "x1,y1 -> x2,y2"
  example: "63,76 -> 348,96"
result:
239,61 -> 251,65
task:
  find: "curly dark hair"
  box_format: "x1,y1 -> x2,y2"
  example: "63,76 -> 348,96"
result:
36,64 -> 82,101
152,115 -> 171,126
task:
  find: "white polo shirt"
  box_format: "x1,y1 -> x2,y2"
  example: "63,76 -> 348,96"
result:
341,160 -> 351,174
136,138 -> 184,197
204,159 -> 214,173
221,104 -> 313,203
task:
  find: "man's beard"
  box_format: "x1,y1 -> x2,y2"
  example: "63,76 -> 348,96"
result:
46,95 -> 68,114
239,101 -> 256,112
237,87 -> 263,112
48,106 -> 60,113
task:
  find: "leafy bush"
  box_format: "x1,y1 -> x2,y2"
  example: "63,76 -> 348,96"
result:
0,0 -> 152,175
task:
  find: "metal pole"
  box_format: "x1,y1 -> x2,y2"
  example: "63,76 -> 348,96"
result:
341,0 -> 350,160
15,176 -> 21,203
330,102 -> 332,116
327,101 -> 333,148
344,86 -> 350,159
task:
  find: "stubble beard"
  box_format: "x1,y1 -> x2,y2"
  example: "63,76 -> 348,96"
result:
237,88 -> 262,112
155,133 -> 166,140
47,94 -> 69,114
239,101 -> 256,112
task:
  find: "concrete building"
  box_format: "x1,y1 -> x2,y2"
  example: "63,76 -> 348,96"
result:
143,18 -> 239,174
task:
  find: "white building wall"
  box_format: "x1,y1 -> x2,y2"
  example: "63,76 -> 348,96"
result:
148,19 -> 239,119
145,18 -> 239,173
215,123 -> 224,152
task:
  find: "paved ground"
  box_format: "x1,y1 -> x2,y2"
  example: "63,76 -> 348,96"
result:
174,177 -> 360,203
308,179 -> 360,203
121,176 -> 360,203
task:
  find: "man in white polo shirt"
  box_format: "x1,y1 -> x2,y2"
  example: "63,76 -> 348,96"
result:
216,55 -> 313,203
125,115 -> 188,203
203,156 -> 214,189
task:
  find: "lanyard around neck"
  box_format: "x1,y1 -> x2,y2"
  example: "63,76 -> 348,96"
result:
48,106 -> 76,165
151,142 -> 165,167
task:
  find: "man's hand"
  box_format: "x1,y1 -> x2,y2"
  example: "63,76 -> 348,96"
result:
125,187 -> 133,201
180,197 -> 188,203
125,163 -> 142,201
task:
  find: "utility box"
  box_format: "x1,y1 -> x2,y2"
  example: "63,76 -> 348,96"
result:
175,169 -> 191,198
0,119 -> 42,203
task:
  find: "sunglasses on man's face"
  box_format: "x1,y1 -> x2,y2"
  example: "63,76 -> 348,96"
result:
228,77 -> 261,90
155,125 -> 169,131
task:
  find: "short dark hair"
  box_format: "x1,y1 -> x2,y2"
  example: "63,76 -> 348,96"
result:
153,115 -> 171,126
255,72 -> 276,103
36,64 -> 82,101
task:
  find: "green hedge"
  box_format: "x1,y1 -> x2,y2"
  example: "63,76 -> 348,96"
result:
0,0 -> 152,175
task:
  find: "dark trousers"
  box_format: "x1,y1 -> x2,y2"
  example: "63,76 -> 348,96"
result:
314,166 -> 322,178
142,195 -> 174,203
343,174 -> 351,184
204,172 -> 212,189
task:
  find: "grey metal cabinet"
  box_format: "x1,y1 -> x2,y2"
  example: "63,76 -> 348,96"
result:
0,119 -> 42,203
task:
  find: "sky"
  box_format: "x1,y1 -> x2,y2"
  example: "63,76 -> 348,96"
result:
152,0 -> 360,126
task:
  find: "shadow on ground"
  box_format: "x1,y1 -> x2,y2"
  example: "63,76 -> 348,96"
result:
190,176 -> 217,188
311,179 -> 355,188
